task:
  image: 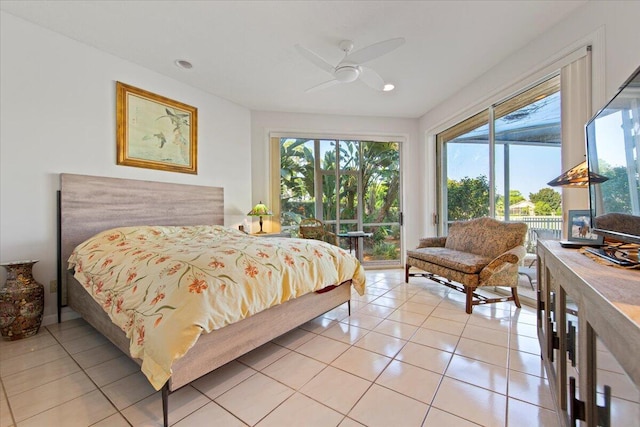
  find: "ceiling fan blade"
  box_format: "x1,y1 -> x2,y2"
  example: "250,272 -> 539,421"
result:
305,79 -> 341,93
344,37 -> 405,65
359,67 -> 385,91
295,44 -> 335,74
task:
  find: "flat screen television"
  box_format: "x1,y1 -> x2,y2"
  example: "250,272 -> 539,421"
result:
586,65 -> 640,247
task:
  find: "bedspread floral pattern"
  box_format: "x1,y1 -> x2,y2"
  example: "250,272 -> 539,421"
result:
68,225 -> 365,390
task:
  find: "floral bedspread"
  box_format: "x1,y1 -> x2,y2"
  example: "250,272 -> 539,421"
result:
68,225 -> 366,390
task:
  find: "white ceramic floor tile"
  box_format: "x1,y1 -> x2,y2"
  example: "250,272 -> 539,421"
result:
455,337 -> 509,368
376,359 -> 442,403
509,333 -> 542,355
174,401 -> 246,427
101,371 -> 156,410
0,331 -> 57,361
0,272 -> 555,427
61,331 -> 109,354
18,389 -> 116,427
300,366 -> 371,415
422,316 -> 465,336
71,341 -> 126,369
509,349 -> 547,378
90,412 -> 131,427
85,354 -> 140,387
8,371 -> 96,422
348,383 -> 429,427
385,310 -> 428,327
215,372 -> 294,426
270,327 -> 316,350
430,307 -> 470,324
299,316 -> 340,333
321,322 -> 369,344
236,341 -> 290,371
373,318 -> 419,340
356,303 -> 395,319
192,360 -> 256,399
395,341 -> 453,375
510,322 -> 538,338
2,355 -> 81,397
354,330 -> 406,358
0,396 -> 13,427
371,296 -> 405,309
432,377 -> 506,427
262,351 -> 325,389
47,323 -> 98,343
508,370 -> 555,410
400,301 -> 437,316
445,354 -> 508,395
422,407 -> 481,426
341,312 -> 384,330
256,392 -> 343,427
507,397 -> 560,427
410,328 -> 459,353
121,385 -> 209,427
461,324 -> 509,347
0,344 -> 68,377
331,346 -> 391,381
338,417 -> 366,427
295,334 -> 350,364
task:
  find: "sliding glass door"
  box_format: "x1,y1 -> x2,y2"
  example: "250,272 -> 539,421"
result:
278,138 -> 402,267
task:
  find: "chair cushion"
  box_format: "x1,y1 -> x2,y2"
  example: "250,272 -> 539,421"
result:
407,247 -> 491,274
445,217 -> 527,258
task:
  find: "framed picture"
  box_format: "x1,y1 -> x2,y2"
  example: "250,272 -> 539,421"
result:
116,82 -> 197,174
568,209 -> 604,244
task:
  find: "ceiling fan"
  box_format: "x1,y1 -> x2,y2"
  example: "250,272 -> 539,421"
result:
295,37 -> 405,92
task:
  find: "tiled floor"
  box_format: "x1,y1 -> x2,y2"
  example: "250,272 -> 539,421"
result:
0,269 -> 559,426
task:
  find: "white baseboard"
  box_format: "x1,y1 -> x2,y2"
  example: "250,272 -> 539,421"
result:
41,307 -> 80,326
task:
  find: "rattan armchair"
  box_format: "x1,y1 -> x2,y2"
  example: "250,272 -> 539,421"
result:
298,218 -> 338,245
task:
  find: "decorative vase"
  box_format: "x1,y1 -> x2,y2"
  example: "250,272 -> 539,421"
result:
0,260 -> 44,340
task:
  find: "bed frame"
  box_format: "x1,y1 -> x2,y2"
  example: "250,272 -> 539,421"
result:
58,173 -> 352,426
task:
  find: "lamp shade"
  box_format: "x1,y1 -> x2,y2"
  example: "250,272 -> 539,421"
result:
247,201 -> 272,216
546,161 -> 609,188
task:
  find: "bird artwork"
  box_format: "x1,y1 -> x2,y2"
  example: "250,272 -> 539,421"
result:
143,132 -> 167,148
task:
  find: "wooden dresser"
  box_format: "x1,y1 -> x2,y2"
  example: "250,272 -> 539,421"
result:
537,240 -> 640,426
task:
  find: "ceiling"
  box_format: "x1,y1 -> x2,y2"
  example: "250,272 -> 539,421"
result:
0,1 -> 587,118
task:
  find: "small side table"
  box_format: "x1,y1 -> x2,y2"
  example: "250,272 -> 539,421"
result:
337,232 -> 373,260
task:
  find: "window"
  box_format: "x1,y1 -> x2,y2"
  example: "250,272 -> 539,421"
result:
438,75 -> 563,250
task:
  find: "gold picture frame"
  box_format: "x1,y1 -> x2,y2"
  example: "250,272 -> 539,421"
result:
116,82 -> 197,174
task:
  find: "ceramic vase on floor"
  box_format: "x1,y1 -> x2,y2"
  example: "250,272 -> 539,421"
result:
0,260 -> 44,340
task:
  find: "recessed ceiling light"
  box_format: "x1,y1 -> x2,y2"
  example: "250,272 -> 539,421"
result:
175,59 -> 193,70
383,83 -> 395,92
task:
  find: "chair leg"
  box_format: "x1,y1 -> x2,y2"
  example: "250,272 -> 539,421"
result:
465,287 -> 473,314
405,264 -> 410,283
512,287 -> 521,308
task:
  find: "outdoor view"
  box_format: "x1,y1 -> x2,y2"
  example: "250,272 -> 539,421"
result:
279,138 -> 401,265
443,76 -> 563,254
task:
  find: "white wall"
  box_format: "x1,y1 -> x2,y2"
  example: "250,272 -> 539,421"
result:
250,111 -> 422,250
418,1 -> 640,236
0,12 -> 253,324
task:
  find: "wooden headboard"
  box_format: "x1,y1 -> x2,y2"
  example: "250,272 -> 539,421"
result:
59,173 -> 224,307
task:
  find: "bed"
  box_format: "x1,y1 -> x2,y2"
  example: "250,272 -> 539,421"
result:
58,173 -> 365,426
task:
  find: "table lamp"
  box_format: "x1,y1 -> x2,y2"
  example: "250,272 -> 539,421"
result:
247,201 -> 272,234
547,161 -> 608,187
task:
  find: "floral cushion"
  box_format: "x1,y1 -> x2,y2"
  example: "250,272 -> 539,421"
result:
407,247 -> 491,274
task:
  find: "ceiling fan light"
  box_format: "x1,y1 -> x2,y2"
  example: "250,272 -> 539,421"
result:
383,83 -> 395,92
334,66 -> 360,83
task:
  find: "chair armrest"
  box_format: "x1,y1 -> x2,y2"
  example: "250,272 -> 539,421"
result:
325,230 -> 338,246
417,237 -> 447,248
479,245 -> 526,281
